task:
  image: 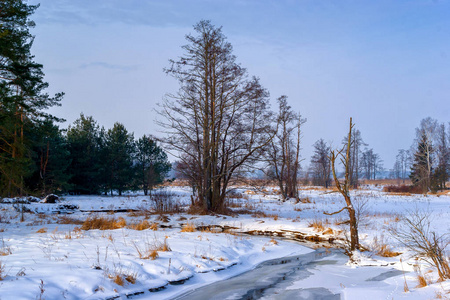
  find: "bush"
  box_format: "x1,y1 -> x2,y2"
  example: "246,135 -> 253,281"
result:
150,190 -> 181,214
390,211 -> 450,281
383,185 -> 423,194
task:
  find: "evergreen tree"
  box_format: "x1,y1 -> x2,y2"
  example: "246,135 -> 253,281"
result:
26,119 -> 71,194
66,114 -> 102,194
0,0 -> 63,196
135,135 -> 171,195
410,132 -> 434,192
103,123 -> 134,196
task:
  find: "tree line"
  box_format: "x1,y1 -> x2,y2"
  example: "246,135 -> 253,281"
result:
2,3 -> 448,206
392,117 -> 449,192
0,1 -> 170,197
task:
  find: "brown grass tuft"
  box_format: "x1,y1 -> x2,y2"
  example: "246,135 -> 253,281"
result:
149,249 -> 159,260
36,227 -> 47,233
125,273 -> 136,284
308,219 -> 325,232
128,220 -> 151,231
112,274 -> 124,286
181,222 -> 196,232
81,216 -> 127,230
416,273 -> 428,288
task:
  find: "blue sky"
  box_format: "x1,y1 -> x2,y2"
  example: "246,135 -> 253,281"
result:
29,0 -> 450,169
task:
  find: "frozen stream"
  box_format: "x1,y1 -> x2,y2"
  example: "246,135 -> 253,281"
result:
169,248 -> 404,300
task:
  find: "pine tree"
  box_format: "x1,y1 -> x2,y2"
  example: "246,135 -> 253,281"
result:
103,123 -> 134,196
0,0 -> 63,196
26,119 -> 71,195
135,135 -> 171,195
66,114 -> 102,194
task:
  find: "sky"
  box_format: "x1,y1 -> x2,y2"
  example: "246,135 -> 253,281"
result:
28,0 -> 450,169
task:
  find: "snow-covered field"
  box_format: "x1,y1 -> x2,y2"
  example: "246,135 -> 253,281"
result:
0,185 -> 449,299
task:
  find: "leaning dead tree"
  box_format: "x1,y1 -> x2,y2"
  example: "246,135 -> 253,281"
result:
326,117 -> 360,251
157,20 -> 273,212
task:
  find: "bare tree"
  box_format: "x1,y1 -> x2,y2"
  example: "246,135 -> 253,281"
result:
310,139 -> 331,188
361,148 -> 383,180
326,118 -> 360,252
265,96 -> 306,201
435,123 -> 449,190
157,20 -> 273,212
394,149 -> 409,183
342,129 -> 366,188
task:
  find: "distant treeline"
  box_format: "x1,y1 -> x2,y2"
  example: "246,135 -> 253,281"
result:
4,113 -> 171,197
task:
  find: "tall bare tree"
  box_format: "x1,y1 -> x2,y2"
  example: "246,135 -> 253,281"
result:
326,118 -> 360,252
157,20 -> 273,212
265,96 -> 306,201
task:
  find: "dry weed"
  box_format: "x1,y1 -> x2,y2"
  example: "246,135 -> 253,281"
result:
308,219 -> 325,232
57,216 -> 83,225
36,227 -> 47,233
81,216 -> 127,230
128,220 -> 151,231
181,222 -> 196,232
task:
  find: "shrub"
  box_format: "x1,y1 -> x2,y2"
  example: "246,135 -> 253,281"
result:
151,190 -> 181,214
383,185 -> 423,194
390,211 -> 450,281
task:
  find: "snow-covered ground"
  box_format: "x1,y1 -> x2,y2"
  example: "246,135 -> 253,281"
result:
0,185 -> 449,299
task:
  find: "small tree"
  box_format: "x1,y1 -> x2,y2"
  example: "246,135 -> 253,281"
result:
135,135 -> 171,195
326,118 -> 360,252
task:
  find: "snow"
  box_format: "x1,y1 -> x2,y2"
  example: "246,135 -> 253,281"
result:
0,185 -> 449,299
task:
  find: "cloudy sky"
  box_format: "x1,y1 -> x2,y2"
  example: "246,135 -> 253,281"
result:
29,0 -> 450,168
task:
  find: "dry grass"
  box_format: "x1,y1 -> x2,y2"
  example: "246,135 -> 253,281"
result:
81,216 -> 126,230
57,216 -> 83,225
416,273 -> 428,288
308,219 -> 325,232
269,238 -> 278,245
300,197 -> 311,204
133,236 -> 171,260
36,227 -> 47,233
112,274 -> 124,286
181,222 -> 196,232
125,273 -> 137,284
372,236 -> 401,257
128,220 -> 152,231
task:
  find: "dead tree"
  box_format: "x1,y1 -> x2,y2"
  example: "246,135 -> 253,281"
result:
326,117 -> 360,251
